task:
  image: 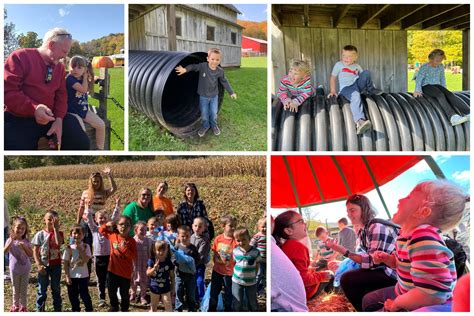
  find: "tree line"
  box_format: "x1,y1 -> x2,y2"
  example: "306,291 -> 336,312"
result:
4,9 -> 124,60
408,30 -> 462,66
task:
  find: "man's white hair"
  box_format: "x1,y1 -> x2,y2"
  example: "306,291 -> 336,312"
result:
42,28 -> 71,47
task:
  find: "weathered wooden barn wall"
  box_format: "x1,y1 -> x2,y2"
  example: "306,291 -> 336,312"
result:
129,5 -> 242,67
462,29 -> 469,91
272,26 -> 408,94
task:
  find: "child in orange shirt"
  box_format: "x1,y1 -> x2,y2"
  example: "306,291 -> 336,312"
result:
209,215 -> 237,311
99,215 -> 137,312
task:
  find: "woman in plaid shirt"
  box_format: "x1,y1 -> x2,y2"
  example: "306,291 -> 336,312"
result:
326,194 -> 398,311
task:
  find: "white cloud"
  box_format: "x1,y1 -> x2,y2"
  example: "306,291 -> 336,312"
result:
58,7 -> 70,17
433,154 -> 451,165
410,160 -> 430,174
452,170 -> 470,183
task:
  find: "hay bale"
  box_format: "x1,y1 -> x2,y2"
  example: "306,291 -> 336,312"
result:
308,292 -> 356,312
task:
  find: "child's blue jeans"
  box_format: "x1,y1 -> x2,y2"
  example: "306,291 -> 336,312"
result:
195,264 -> 206,302
37,265 -> 62,311
339,70 -> 375,122
199,95 -> 219,129
232,282 -> 258,311
257,261 -> 266,294
67,277 -> 93,311
209,270 -> 233,311
175,272 -> 196,311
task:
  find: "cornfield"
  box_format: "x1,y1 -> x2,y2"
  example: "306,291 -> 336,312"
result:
4,156 -> 266,182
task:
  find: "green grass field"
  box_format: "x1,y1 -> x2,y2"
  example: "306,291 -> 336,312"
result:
407,70 -> 462,92
89,67 -> 124,151
129,57 -> 267,151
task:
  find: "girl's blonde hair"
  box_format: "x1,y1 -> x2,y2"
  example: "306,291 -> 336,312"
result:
86,172 -> 105,207
289,59 -> 310,75
153,240 -> 171,260
428,49 -> 446,61
415,180 -> 468,231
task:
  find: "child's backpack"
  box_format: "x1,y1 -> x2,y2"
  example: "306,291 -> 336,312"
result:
444,235 -> 467,277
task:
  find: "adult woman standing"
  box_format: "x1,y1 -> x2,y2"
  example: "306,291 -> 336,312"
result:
122,188 -> 155,236
176,183 -> 212,238
326,194 -> 398,311
152,181 -> 174,216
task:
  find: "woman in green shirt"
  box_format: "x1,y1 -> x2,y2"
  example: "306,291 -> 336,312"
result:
122,188 -> 155,236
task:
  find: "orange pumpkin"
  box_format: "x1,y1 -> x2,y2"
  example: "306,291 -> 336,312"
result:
92,56 -> 114,68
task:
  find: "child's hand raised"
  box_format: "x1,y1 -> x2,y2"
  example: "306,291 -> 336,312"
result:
230,93 -> 237,100
103,166 -> 112,176
175,66 -> 187,76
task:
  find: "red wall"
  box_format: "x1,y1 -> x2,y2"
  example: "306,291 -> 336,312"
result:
242,37 -> 267,53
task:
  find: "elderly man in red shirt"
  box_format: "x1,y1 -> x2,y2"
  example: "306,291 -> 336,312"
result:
4,27 -> 90,150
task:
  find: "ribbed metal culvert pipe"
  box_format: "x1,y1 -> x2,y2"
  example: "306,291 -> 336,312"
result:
272,92 -> 470,151
129,51 -> 224,137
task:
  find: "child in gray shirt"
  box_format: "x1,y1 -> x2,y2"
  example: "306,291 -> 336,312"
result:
175,48 -> 237,137
328,45 -> 382,135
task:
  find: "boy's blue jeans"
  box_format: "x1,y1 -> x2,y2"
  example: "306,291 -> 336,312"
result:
67,277 -> 93,312
195,264 -> 206,302
209,270 -> 233,311
199,95 -> 219,129
175,272 -> 196,311
232,282 -> 258,311
37,265 -> 62,311
339,70 -> 375,122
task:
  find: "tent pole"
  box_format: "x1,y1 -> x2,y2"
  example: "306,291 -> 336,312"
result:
423,156 -> 446,179
331,156 -> 352,195
361,156 -> 391,219
282,156 -> 302,214
306,156 -> 325,203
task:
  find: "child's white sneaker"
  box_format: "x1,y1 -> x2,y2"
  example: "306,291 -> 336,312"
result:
450,114 -> 470,126
98,299 -> 106,307
356,119 -> 372,134
198,127 -> 209,137
212,125 -> 221,136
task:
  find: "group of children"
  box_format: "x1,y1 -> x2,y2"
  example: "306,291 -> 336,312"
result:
5,201 -> 266,313
277,45 -> 470,136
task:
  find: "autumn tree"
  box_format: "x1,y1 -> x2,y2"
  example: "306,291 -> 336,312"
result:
408,30 -> 462,66
18,31 -> 42,48
4,9 -> 19,60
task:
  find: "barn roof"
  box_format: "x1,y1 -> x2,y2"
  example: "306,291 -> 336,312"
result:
223,4 -> 242,14
272,4 -> 470,31
242,35 -> 268,44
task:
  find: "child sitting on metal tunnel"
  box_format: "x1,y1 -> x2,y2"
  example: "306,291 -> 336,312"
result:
328,45 -> 382,135
276,59 -> 314,113
413,49 -> 470,126
175,48 -> 237,137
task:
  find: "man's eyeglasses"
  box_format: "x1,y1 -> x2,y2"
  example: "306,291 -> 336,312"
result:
45,65 -> 53,83
54,33 -> 72,40
289,218 -> 305,226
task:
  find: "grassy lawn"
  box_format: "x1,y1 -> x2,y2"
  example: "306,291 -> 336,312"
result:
89,67 -> 124,151
129,57 -> 267,151
407,70 -> 462,92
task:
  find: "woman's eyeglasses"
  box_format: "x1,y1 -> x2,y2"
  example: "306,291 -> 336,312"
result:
289,218 -> 305,226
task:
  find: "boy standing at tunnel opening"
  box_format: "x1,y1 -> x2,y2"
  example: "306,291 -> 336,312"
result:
175,48 -> 237,137
328,45 -> 382,135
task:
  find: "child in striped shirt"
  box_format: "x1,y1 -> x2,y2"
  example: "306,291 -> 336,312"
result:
362,180 -> 468,312
277,59 -> 313,113
232,227 -> 262,311
250,217 -> 266,296
313,226 -> 337,270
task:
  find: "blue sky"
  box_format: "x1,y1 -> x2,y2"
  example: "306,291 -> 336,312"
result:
234,4 -> 267,22
272,155 -> 470,223
5,4 -> 124,43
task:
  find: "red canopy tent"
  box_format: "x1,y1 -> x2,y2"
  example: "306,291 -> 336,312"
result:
271,155 -> 444,215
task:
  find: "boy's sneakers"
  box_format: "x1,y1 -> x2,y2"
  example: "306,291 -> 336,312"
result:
98,299 -> 107,307
198,127 -> 209,137
450,114 -> 470,126
212,125 -> 221,136
356,119 -> 372,134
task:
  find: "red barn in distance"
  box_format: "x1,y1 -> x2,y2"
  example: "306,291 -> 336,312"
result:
242,35 -> 267,56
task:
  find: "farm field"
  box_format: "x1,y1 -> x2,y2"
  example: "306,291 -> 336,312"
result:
4,157 -> 266,312
128,57 -> 267,151
89,67 -> 125,151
